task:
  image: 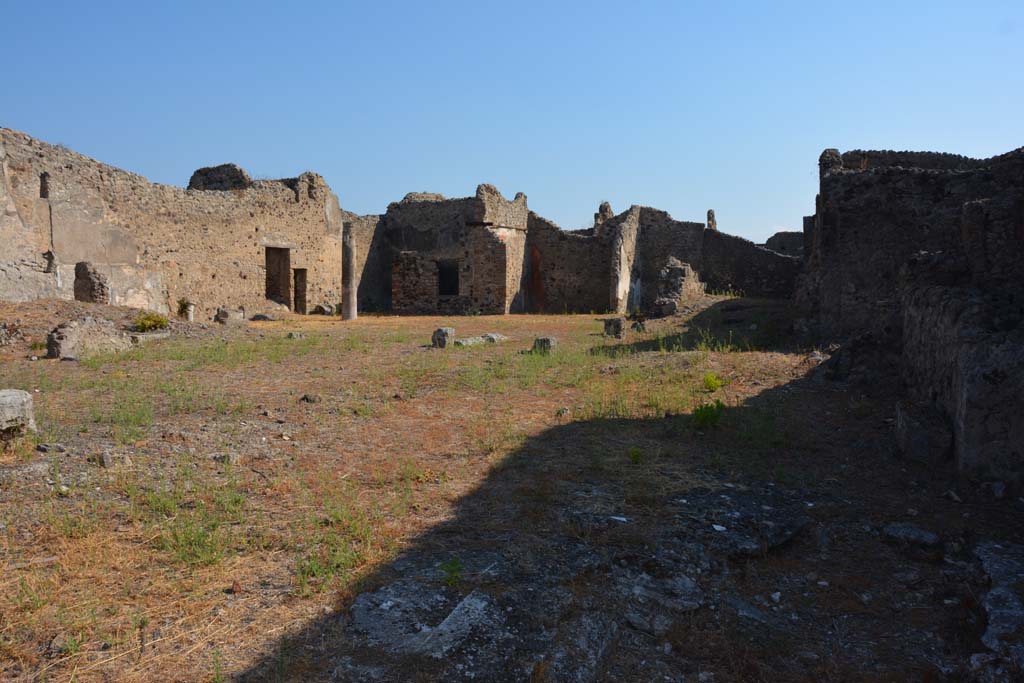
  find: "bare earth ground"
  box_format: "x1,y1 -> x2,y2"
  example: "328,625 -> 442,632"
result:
1,298 -> 1021,682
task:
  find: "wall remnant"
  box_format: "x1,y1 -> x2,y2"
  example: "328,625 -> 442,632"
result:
799,146 -> 1024,487
73,261 -> 110,304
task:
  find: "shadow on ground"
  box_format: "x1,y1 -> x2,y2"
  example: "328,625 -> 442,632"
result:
600,298 -> 801,356
236,345 -> 1013,682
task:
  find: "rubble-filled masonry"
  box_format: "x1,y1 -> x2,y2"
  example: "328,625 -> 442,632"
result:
1,128 -> 797,319
799,146 -> 1024,488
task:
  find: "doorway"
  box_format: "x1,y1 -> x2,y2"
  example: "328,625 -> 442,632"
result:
293,268 -> 308,314
265,247 -> 291,306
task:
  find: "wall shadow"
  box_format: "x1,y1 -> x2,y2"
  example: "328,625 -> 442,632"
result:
598,297 -> 801,356
231,350 -> 989,682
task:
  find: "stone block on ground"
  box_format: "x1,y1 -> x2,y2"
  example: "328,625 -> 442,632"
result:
47,317 -> 133,360
214,307 -> 246,324
0,390 -> 37,439
454,333 -> 508,347
603,317 -> 626,338
531,337 -> 557,354
432,327 -> 455,348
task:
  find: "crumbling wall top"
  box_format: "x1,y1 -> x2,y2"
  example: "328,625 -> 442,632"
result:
187,164 -> 253,191
469,184 -> 528,228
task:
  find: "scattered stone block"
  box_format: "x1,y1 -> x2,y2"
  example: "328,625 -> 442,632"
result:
975,542 -> 1024,668
0,321 -> 23,347
90,449 -> 132,468
0,390 -> 37,439
603,317 -> 626,338
454,333 -> 508,347
531,337 -> 557,354
47,317 -> 133,360
432,328 -> 455,348
883,523 -> 941,549
214,307 -> 246,324
312,303 -> 335,315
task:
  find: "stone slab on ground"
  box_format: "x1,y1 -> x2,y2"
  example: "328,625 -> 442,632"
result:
46,317 -> 133,360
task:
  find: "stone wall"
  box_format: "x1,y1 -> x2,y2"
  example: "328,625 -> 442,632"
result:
800,145 -> 1024,485
765,231 -> 803,258
901,283 -> 1023,485
800,146 -> 1023,341
523,212 -> 613,313
701,229 -> 800,298
342,211 -> 387,311
0,128 -> 342,319
381,186 -> 530,315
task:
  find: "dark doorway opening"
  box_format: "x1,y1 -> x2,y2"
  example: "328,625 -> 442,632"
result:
265,247 -> 291,306
437,260 -> 459,297
527,245 -> 546,312
293,268 -> 308,314
39,173 -> 50,199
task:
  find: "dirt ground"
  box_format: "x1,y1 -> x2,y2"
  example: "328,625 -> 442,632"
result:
0,298 -> 1021,682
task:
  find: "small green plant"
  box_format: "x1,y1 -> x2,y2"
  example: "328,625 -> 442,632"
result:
692,399 -> 725,429
627,446 -> 644,464
176,298 -> 193,318
702,372 -> 725,392
135,311 -> 170,332
439,557 -> 463,587
30,340 -> 47,352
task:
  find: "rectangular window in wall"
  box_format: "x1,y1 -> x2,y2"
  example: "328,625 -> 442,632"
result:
437,260 -> 459,297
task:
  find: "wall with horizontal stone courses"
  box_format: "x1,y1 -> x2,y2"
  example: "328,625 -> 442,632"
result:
0,128 -> 342,319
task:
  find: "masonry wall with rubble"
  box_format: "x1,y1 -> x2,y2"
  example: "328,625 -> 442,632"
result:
0,128 -> 343,319
522,212 -> 614,313
799,146 -> 1024,486
383,186 -> 528,315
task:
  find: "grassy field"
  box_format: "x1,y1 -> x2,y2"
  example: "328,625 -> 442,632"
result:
0,298 -> 1008,681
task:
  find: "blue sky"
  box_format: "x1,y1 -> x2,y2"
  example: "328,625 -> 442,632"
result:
4,1 -> 1021,241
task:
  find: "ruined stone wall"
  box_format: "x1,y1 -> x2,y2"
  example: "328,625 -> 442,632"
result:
341,211 -> 387,311
632,208 -> 706,310
605,208 -> 641,314
382,186 -> 529,315
901,283 -> 1023,485
839,150 -> 988,172
801,146 -> 1024,485
801,147 -> 1023,341
523,212 -> 612,313
765,231 -> 803,258
0,128 -> 342,318
700,229 -> 800,297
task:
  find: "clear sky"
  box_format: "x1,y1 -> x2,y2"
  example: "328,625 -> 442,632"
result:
4,1 -> 1022,241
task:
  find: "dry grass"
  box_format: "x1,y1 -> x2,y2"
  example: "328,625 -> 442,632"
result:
0,298 -> 1002,681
